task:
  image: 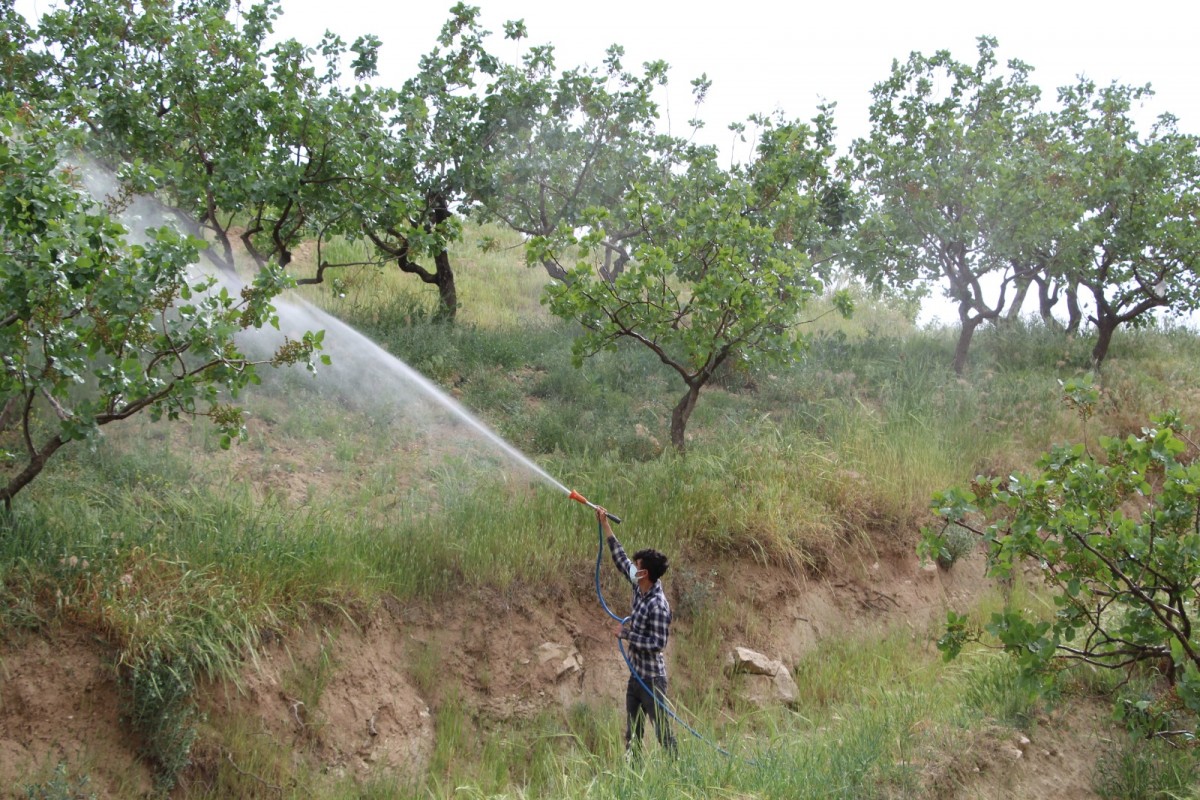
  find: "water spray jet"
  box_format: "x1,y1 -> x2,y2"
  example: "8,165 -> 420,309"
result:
567,489 -> 622,524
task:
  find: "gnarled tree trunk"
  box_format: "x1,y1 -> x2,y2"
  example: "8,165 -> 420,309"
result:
1064,283 -> 1083,335
952,316 -> 984,376
669,383 -> 702,454
431,248 -> 458,322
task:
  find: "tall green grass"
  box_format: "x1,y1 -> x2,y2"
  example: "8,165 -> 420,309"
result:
6,263 -> 1196,636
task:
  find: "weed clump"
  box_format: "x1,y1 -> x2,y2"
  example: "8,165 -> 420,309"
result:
1092,734 -> 1200,800
21,762 -> 96,800
122,653 -> 199,792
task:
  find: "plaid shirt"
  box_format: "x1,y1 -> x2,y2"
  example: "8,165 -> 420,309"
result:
609,535 -> 672,680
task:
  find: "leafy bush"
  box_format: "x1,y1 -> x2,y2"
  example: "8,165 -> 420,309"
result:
926,387 -> 1200,722
0,100 -> 323,507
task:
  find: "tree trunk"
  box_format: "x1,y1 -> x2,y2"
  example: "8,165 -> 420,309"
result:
1064,283 -> 1082,335
432,247 -> 458,322
1005,278 -> 1031,323
430,194 -> 458,322
1035,276 -> 1062,331
1,434 -> 67,511
669,384 -> 702,454
1091,313 -> 1118,368
952,316 -> 983,376
943,243 -> 1000,374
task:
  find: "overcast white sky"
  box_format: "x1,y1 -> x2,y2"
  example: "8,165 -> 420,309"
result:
18,0 -> 1198,159
268,0 -> 1200,154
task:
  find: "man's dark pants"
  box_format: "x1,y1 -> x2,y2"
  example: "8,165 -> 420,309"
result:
625,675 -> 677,756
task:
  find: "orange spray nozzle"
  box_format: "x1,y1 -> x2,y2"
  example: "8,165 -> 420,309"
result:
567,489 -> 621,524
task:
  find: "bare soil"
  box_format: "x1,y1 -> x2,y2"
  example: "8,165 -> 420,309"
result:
0,626 -> 154,797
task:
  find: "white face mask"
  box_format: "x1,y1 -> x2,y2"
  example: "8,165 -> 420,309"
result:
628,562 -> 641,583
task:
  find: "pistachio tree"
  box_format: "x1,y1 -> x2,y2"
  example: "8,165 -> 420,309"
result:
924,380 -> 1200,717
473,40 -> 668,281
1052,80 -> 1200,366
851,37 -> 1045,374
32,0 -> 383,278
351,3 -> 505,320
536,111 -> 851,452
0,103 -> 323,509
30,0 -> 517,322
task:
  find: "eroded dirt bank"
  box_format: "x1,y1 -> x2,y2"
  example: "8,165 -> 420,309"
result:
0,550 -> 1105,798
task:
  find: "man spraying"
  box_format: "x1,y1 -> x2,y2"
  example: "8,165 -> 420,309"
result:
596,506 -> 678,758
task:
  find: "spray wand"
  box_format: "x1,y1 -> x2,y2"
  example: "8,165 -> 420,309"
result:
567,489 -> 622,524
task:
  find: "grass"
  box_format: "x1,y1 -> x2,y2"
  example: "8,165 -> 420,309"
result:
295,224 -> 552,332
4,223 -> 1200,796
20,761 -> 99,800
1092,734 -> 1200,800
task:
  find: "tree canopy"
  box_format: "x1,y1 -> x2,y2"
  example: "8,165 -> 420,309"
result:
851,36 -> 1046,375
851,36 -> 1200,372
3,0 -> 1199,481
473,42 -> 667,282
26,0 -> 393,282
535,111 -> 852,451
1052,80 -> 1200,366
0,100 -> 323,508
24,0 -> 522,322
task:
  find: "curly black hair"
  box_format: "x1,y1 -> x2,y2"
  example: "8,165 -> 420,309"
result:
632,548 -> 669,582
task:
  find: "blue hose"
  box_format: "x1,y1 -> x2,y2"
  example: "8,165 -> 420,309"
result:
593,517 -> 738,759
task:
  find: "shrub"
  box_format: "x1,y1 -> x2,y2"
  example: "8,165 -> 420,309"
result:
935,523 -> 977,569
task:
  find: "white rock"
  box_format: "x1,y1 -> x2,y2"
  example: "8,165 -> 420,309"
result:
534,642 -> 583,681
726,646 -> 782,677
